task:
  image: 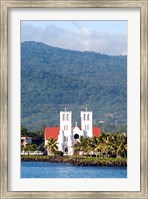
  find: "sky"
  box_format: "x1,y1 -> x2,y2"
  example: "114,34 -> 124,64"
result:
21,20 -> 127,56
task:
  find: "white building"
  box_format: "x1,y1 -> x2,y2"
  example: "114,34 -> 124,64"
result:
58,109 -> 73,155
45,109 -> 101,155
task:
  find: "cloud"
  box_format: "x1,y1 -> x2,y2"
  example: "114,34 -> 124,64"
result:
21,23 -> 127,55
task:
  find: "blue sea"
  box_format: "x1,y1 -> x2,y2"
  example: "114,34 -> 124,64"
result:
21,162 -> 127,178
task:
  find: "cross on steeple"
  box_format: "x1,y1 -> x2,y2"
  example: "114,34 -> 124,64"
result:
75,122 -> 77,127
85,107 -> 88,112
64,107 -> 67,112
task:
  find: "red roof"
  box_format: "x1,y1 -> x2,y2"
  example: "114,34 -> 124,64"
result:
45,127 -> 60,140
45,126 -> 101,140
93,127 -> 101,137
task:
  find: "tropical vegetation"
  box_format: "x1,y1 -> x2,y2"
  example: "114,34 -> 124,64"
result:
74,133 -> 127,158
45,138 -> 59,155
21,126 -> 44,145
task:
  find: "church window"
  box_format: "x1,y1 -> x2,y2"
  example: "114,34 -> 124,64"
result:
84,114 -> 86,121
87,125 -> 89,130
87,114 -> 89,121
64,136 -> 68,141
63,114 -> 65,121
64,125 -> 68,130
85,125 -> 89,130
66,114 -> 69,121
64,136 -> 67,141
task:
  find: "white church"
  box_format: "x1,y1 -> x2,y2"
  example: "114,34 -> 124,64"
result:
45,108 -> 101,155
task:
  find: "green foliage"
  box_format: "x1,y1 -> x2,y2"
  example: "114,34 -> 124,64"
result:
54,150 -> 64,156
74,136 -> 90,155
74,133 -> 127,158
46,138 -> 59,155
21,126 -> 29,135
21,126 -> 44,146
21,41 -> 127,131
37,143 -> 46,152
24,144 -> 37,152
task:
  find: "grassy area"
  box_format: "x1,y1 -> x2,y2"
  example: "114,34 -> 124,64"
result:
21,155 -> 127,167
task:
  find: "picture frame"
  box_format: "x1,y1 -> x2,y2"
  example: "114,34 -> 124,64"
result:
0,0 -> 147,198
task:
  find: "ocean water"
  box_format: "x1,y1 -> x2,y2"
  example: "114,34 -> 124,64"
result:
21,162 -> 127,178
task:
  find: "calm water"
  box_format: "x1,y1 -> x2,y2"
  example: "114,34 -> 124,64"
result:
21,162 -> 127,178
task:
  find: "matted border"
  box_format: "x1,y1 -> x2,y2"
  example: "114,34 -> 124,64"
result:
0,0 -> 147,198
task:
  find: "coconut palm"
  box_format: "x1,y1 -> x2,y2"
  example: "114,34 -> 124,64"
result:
74,136 -> 89,155
86,137 -> 94,156
73,133 -> 127,158
114,133 -> 127,158
46,138 -> 58,155
87,136 -> 100,157
95,133 -> 112,157
105,133 -> 127,158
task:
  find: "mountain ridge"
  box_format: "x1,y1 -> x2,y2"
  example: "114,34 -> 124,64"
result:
21,41 -> 127,130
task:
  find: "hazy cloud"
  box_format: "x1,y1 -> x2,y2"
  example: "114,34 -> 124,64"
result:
21,23 -> 127,55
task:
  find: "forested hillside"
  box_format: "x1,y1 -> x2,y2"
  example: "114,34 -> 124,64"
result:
21,41 -> 127,130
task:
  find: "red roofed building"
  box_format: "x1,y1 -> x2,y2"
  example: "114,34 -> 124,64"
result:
45,127 -> 60,145
45,127 -> 60,140
93,127 -> 101,137
45,109 -> 101,155
45,126 -> 101,142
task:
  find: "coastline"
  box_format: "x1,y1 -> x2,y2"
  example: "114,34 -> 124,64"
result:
21,155 -> 127,167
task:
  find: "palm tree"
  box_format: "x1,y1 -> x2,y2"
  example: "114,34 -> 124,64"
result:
104,132 -> 127,158
74,136 -> 89,155
73,133 -> 127,158
46,138 -> 58,155
95,133 -> 112,157
113,133 -> 127,158
87,136 -> 100,157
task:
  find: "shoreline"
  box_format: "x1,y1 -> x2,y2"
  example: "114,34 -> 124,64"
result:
21,155 -> 127,167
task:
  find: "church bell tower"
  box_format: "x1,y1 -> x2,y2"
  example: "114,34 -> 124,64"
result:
81,108 -> 93,137
58,108 -> 73,154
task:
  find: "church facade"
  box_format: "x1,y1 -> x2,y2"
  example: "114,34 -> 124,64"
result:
45,109 -> 101,155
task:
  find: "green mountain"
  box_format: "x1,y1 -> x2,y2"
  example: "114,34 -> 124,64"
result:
21,41 -> 127,130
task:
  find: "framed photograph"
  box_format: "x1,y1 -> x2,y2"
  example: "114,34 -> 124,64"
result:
0,0 -> 147,198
